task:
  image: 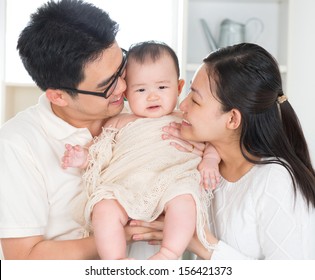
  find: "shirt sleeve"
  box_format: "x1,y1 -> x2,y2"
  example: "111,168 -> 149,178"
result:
0,139 -> 48,238
211,241 -> 253,260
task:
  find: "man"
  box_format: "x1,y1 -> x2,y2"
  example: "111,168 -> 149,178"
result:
0,0 -> 161,259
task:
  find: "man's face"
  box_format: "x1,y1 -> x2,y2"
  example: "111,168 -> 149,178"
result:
62,43 -> 127,124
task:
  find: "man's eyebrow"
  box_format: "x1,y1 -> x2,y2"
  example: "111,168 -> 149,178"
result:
96,76 -> 114,89
96,50 -> 125,88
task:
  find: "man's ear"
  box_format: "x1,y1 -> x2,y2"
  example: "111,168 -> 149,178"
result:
46,89 -> 68,107
226,109 -> 241,130
177,79 -> 185,97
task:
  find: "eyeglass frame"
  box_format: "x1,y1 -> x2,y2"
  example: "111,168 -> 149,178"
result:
59,48 -> 127,99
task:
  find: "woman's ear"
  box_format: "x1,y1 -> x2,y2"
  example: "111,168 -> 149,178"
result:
46,89 -> 68,107
226,109 -> 241,130
177,79 -> 185,96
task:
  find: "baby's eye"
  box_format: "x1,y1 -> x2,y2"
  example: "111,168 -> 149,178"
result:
136,88 -> 146,93
159,86 -> 168,90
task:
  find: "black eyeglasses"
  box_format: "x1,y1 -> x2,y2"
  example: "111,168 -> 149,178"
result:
60,48 -> 127,99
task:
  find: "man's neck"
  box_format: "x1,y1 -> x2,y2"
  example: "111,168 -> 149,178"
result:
51,103 -> 106,137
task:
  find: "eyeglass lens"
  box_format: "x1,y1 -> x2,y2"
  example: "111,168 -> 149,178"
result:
104,50 -> 127,98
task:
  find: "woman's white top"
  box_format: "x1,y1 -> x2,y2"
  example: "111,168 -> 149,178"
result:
210,162 -> 315,259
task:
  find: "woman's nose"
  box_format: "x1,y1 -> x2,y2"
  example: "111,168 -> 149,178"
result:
179,96 -> 187,111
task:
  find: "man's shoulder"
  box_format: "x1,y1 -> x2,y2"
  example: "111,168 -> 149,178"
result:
0,107 -> 40,142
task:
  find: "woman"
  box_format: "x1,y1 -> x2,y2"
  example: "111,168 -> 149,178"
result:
130,43 -> 315,259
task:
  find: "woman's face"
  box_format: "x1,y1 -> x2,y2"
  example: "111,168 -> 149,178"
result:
179,64 -> 229,143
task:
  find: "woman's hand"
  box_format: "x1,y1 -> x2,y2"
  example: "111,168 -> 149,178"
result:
162,122 -> 205,157
125,215 -> 164,245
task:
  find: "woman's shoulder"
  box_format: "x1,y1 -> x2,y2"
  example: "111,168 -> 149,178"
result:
221,159 -> 292,187
243,159 -> 296,205
255,158 -> 293,182
218,159 -> 294,199
238,159 -> 292,189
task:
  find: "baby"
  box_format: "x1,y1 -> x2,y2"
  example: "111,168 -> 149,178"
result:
62,41 -> 220,259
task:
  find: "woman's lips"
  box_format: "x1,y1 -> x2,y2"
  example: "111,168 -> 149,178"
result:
182,119 -> 191,127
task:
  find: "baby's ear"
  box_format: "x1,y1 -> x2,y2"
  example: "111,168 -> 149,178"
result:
46,89 -> 68,106
177,79 -> 185,96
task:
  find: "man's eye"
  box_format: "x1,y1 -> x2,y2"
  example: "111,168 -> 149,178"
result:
101,84 -> 112,92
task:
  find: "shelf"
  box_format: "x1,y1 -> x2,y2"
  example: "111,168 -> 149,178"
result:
185,0 -> 289,65
4,84 -> 42,122
5,82 -> 37,87
179,0 -> 290,94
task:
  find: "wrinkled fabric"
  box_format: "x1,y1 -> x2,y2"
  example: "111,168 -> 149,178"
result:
82,115 -> 213,250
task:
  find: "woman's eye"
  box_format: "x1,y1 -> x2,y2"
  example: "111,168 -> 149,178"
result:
192,99 -> 199,105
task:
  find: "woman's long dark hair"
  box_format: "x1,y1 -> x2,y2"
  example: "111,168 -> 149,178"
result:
204,43 -> 315,208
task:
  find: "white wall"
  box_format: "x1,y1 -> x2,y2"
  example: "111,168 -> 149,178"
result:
0,0 -> 5,124
287,0 -> 315,162
4,0 -> 178,84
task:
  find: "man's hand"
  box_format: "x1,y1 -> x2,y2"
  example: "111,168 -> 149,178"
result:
125,215 -> 164,245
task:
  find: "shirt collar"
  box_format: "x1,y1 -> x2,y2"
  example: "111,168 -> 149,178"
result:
37,94 -> 92,141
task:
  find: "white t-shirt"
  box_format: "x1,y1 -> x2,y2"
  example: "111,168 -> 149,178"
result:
0,94 -> 158,259
210,162 -> 315,259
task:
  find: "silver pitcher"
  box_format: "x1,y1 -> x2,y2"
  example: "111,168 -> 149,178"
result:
200,17 -> 264,51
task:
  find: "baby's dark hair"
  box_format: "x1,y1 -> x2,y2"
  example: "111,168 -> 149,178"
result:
127,41 -> 180,78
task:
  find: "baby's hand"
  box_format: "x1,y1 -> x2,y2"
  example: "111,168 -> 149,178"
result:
198,157 -> 221,190
61,144 -> 88,169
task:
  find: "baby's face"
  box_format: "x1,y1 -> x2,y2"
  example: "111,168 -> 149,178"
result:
124,54 -> 181,118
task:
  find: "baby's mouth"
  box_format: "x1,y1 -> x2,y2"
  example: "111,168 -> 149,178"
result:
147,105 -> 161,110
